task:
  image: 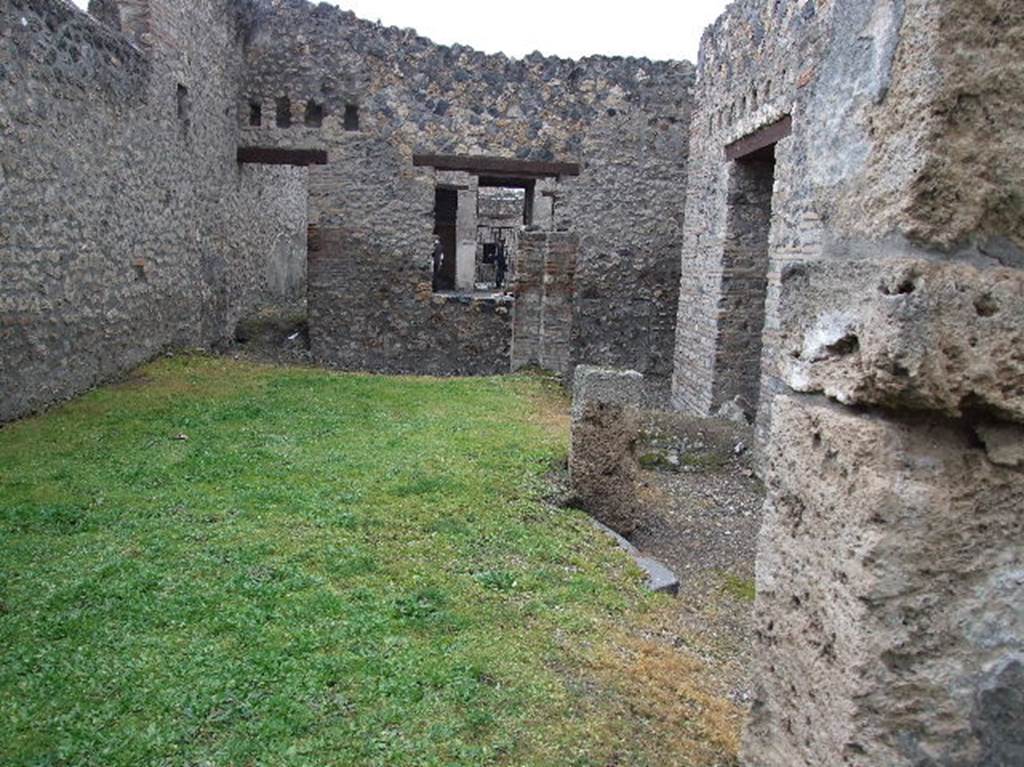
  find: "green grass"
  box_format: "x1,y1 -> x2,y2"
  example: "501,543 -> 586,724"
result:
719,573 -> 756,604
0,355 -> 740,766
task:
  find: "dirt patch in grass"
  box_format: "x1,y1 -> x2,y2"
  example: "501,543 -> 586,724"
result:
110,370 -> 156,389
514,372 -> 572,446
629,456 -> 765,706
589,632 -> 744,766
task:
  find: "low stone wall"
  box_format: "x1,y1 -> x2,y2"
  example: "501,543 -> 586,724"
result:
308,226 -> 512,375
568,367 -> 645,535
564,72 -> 691,384
569,366 -> 754,535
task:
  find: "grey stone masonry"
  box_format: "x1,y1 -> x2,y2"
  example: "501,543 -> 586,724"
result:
307,224 -> 512,376
236,0 -> 693,380
1,0 -> 306,422
1,0 -> 694,419
571,365 -> 645,419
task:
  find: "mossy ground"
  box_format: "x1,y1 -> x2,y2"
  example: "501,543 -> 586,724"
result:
0,355 -> 740,766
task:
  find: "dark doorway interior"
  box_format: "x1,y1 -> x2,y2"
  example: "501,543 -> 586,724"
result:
713,143 -> 776,420
433,187 -> 458,291
344,104 -> 360,132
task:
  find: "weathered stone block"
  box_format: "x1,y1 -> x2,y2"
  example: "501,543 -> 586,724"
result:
744,394 -> 1024,766
779,259 -> 1024,422
571,365 -> 644,419
569,399 -> 642,536
569,366 -> 649,535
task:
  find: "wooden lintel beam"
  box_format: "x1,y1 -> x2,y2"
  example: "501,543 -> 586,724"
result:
237,147 -> 328,166
413,153 -> 580,178
724,115 -> 792,161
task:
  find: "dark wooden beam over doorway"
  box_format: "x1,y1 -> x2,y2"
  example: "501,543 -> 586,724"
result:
413,153 -> 580,178
237,147 -> 328,166
724,115 -> 792,161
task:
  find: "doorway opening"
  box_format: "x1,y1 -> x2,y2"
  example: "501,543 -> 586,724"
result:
712,142 -> 776,421
433,187 -> 458,291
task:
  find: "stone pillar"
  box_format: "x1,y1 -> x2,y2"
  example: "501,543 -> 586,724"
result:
455,183 -> 478,292
538,231 -> 577,375
510,230 -> 544,370
569,367 -> 645,535
743,259 -> 1024,766
531,178 -> 556,229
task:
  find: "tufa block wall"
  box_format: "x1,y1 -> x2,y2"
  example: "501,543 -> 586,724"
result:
751,390 -> 1022,766
682,1 -> 1024,764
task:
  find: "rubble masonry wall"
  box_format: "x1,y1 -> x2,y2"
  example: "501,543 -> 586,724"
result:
237,0 -> 693,378
0,0 -> 306,422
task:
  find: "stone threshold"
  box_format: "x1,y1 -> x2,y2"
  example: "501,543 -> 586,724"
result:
589,519 -> 680,596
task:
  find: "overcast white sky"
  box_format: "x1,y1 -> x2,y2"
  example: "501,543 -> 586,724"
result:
70,1 -> 728,62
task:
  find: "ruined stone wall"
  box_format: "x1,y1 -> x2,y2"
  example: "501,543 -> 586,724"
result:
307,224 -> 511,376
0,0 -> 306,422
562,73 -> 692,387
672,0 -> 834,427
667,0 -> 1024,764
238,0 -> 693,377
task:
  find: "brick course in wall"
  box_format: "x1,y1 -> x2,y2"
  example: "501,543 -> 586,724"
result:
511,230 -> 578,376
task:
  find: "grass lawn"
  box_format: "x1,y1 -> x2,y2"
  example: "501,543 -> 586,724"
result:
0,356 -> 740,766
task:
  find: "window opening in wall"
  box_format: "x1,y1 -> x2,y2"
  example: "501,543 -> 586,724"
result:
432,187 -> 458,291
713,141 -> 776,422
304,99 -> 324,127
249,101 -> 262,126
176,84 -> 190,123
474,185 -> 527,292
276,96 -> 291,128
344,104 -> 360,131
